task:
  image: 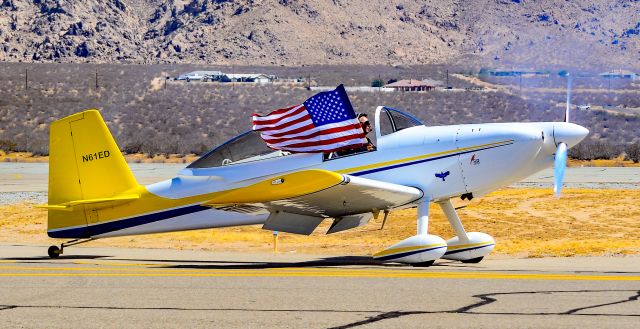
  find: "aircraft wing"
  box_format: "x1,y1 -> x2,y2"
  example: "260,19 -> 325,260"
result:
204,169 -> 423,235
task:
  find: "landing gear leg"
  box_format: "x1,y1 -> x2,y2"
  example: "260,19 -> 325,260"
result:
438,199 -> 469,243
47,238 -> 94,259
411,200 -> 436,268
417,198 -> 429,236
437,199 -> 495,263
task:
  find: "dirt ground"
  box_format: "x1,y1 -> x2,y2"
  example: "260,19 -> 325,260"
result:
0,188 -> 638,257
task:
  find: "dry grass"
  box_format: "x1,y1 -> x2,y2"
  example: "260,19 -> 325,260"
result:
0,151 -> 48,163
567,156 -> 640,167
1,188 -> 638,257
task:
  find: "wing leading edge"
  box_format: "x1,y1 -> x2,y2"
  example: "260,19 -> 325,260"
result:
204,169 -> 423,235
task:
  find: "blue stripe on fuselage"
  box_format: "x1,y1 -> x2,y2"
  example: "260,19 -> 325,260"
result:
48,204 -> 211,239
350,142 -> 513,176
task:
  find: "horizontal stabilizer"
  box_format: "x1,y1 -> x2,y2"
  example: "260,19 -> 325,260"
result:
37,194 -> 140,211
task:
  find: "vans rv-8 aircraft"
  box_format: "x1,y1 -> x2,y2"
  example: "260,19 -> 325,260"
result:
39,87 -> 588,266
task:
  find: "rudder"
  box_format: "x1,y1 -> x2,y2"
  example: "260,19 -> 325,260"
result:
47,109 -> 139,237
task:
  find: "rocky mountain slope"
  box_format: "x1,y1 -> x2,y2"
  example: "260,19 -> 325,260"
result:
1,0 -> 639,67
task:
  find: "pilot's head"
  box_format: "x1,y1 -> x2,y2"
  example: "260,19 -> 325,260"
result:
357,113 -> 372,135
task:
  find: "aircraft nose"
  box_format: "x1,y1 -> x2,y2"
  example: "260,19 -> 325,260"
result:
553,122 -> 589,147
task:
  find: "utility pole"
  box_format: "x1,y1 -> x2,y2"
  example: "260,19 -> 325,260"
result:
25,68 -> 28,90
95,69 -> 99,90
519,74 -> 522,92
446,69 -> 449,88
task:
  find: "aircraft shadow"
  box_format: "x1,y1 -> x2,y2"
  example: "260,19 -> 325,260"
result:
113,255 -> 414,270
1,255 -> 109,261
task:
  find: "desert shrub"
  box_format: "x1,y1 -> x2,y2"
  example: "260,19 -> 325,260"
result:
122,142 -> 144,154
568,140 -> 621,160
371,79 -> 384,87
0,140 -> 17,152
1,62 -> 639,156
625,142 -> 640,163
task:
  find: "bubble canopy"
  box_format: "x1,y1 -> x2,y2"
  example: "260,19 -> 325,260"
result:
187,106 -> 424,169
187,130 -> 279,169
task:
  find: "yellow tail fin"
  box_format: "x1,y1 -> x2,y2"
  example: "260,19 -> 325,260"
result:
45,109 -> 140,237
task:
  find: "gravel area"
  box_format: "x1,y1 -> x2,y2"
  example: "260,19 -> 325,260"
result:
0,192 -> 47,206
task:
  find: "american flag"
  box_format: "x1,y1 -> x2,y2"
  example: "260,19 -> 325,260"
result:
252,85 -> 367,153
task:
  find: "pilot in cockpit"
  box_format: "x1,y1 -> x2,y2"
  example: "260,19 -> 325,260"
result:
357,113 -> 376,152
333,113 -> 376,158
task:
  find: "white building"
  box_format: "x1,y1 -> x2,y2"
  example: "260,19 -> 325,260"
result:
225,73 -> 276,84
175,71 -> 223,81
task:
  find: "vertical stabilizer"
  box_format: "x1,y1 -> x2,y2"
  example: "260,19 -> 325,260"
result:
47,109 -> 139,236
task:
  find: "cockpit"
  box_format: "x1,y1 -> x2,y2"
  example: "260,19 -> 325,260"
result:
187,106 -> 424,169
376,106 -> 424,137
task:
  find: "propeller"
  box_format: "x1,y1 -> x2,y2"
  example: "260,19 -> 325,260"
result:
554,72 -> 572,197
553,142 -> 567,198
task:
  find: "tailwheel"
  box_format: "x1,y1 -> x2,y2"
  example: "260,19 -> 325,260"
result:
46,238 -> 94,259
410,260 -> 435,267
460,256 -> 484,264
47,245 -> 61,258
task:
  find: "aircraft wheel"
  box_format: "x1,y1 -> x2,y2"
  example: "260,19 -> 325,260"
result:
410,260 -> 435,267
461,257 -> 483,264
48,246 -> 60,259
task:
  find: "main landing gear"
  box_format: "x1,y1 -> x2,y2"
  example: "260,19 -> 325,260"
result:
47,238 -> 94,258
373,198 -> 495,266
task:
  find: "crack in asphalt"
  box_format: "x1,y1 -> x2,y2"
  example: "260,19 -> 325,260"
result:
563,289 -> 640,315
1,289 -> 638,328
329,289 -> 640,329
0,305 -> 377,313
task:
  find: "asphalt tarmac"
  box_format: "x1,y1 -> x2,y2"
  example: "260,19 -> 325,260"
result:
1,244 -> 638,328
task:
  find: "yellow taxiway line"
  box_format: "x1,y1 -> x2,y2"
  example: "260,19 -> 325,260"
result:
0,265 -> 638,281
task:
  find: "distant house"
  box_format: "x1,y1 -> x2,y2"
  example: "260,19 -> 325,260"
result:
175,71 -> 223,81
600,69 -> 637,79
225,73 -> 276,83
421,79 -> 444,87
384,79 -> 438,91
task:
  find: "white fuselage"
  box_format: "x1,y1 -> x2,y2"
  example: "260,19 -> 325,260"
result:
95,120 -> 587,238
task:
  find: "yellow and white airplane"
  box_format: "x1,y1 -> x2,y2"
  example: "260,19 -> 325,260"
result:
39,106 -> 588,266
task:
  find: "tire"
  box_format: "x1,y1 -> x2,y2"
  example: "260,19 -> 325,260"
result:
461,257 -> 484,264
410,260 -> 435,267
48,245 -> 60,259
